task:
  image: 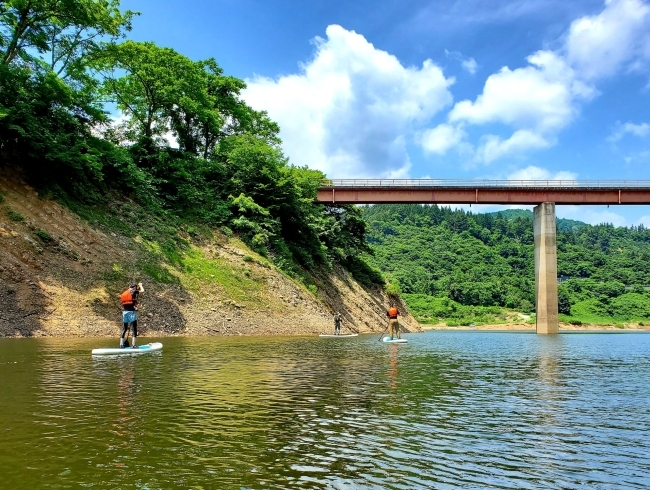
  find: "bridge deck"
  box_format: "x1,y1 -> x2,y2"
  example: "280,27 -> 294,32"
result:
317,179 -> 650,205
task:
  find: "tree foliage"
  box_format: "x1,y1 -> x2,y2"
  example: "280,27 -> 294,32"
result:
0,0 -> 379,286
364,204 -> 650,321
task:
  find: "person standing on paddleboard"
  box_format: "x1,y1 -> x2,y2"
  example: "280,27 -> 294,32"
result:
334,312 -> 342,335
120,282 -> 144,349
387,304 -> 401,340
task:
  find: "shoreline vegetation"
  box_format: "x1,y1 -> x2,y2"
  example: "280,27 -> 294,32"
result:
3,1 -> 650,338
364,205 -> 650,331
421,324 -> 650,332
0,0 -> 414,338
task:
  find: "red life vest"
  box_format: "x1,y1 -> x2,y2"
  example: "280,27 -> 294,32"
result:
121,289 -> 134,306
388,307 -> 399,319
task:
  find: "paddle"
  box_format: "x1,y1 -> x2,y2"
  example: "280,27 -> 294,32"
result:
377,320 -> 390,341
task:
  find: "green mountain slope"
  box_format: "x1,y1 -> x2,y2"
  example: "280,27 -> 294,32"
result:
362,204 -> 650,325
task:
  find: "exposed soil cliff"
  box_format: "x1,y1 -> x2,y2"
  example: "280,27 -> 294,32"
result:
0,171 -> 420,338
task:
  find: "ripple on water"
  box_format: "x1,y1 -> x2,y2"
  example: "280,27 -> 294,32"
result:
0,333 -> 649,488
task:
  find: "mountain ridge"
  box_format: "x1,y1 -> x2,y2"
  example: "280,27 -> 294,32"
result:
484,209 -> 588,232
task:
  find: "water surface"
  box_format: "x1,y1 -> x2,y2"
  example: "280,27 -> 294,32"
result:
1,331 -> 649,489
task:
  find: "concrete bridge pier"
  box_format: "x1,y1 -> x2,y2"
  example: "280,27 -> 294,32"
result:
534,202 -> 559,334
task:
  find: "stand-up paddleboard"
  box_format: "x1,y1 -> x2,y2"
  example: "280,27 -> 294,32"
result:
382,337 -> 408,344
319,333 -> 358,338
92,342 -> 163,355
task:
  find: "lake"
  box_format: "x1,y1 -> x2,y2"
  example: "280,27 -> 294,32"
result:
1,331 -> 649,489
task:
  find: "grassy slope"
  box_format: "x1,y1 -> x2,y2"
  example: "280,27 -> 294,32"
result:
0,173 -> 416,337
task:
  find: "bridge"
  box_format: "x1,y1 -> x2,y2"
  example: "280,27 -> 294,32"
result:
317,179 -> 650,335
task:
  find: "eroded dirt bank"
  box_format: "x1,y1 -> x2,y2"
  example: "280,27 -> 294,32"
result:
0,171 -> 420,338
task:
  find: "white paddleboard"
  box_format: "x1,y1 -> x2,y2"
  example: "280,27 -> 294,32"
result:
382,337 -> 408,343
319,334 -> 358,338
92,342 -> 163,355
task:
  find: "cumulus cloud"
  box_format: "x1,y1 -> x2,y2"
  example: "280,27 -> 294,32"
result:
450,51 -> 593,133
243,25 -> 454,178
420,124 -> 466,154
565,0 -> 650,80
476,131 -> 552,163
425,0 -> 650,164
608,121 -> 650,142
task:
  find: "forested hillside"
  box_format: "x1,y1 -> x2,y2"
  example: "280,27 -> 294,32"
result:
0,0 -> 379,289
363,204 -> 650,326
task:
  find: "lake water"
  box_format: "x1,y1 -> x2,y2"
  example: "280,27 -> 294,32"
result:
1,331 -> 649,489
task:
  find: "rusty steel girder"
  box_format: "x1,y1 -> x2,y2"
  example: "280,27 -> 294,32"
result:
316,187 -> 650,205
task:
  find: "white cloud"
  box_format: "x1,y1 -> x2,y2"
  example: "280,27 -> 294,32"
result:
462,58 -> 478,75
608,121 -> 650,141
450,51 -> 593,132
422,0 -> 650,164
243,25 -> 454,178
639,215 -> 650,227
507,165 -> 578,181
565,0 -> 650,80
420,124 -> 466,154
445,49 -> 478,74
476,131 -> 552,164
445,51 -> 596,163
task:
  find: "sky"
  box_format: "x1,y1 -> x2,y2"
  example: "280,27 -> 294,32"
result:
121,0 -> 650,226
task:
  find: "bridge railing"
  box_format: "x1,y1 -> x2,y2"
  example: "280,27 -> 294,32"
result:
320,179 -> 650,189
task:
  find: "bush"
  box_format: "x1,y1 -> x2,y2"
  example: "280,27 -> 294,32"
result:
8,210 -> 23,221
35,230 -> 53,243
385,282 -> 402,296
558,287 -> 572,315
519,299 -> 534,314
242,255 -> 254,262
220,226 -> 233,237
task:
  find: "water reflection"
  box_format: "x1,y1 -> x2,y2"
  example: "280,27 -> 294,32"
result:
388,344 -> 399,391
0,333 -> 649,489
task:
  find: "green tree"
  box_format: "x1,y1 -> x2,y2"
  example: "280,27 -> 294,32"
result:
558,287 -> 571,315
0,0 -> 135,74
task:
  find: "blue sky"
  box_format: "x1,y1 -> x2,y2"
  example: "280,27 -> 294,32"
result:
121,0 -> 650,226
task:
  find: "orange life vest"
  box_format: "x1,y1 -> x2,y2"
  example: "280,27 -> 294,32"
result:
388,307 -> 398,318
121,289 -> 135,306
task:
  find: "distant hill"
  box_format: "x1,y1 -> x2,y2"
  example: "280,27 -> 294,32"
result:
485,209 -> 588,232
361,203 -> 650,325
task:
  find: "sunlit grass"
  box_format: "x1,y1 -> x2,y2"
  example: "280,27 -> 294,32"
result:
177,248 -> 263,304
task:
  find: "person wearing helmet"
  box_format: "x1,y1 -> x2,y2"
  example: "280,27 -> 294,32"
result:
120,282 -> 144,348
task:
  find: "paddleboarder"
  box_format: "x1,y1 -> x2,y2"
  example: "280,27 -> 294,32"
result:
333,312 -> 342,335
120,282 -> 144,348
387,304 -> 400,340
